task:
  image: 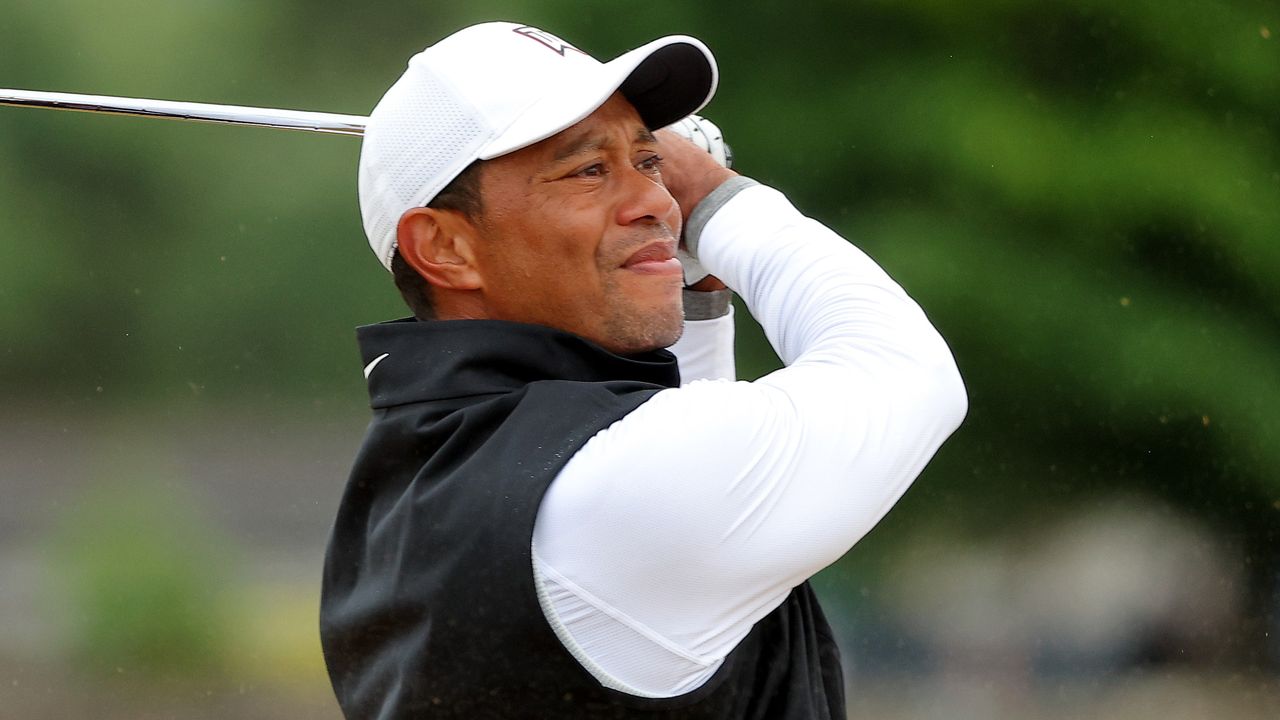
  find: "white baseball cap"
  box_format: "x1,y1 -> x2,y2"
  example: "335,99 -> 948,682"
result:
358,21 -> 719,271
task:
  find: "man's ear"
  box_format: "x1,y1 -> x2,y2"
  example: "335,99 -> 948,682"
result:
396,208 -> 483,291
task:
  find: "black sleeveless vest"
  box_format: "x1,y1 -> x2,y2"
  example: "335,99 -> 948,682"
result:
320,319 -> 845,719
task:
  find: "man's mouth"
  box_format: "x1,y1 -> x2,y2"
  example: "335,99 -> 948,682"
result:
623,241 -> 682,275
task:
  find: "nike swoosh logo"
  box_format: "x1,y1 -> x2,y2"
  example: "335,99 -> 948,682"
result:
363,352 -> 390,379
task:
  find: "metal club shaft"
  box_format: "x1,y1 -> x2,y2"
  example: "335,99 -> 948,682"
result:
0,88 -> 367,136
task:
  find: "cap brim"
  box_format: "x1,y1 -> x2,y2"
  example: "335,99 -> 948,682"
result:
478,35 -> 717,160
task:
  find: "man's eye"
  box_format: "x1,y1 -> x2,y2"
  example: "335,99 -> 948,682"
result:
637,155 -> 664,173
575,163 -> 606,178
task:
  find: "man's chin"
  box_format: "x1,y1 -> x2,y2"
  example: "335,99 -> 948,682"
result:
601,303 -> 684,356
639,318 -> 684,354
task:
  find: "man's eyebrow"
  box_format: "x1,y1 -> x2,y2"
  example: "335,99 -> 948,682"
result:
553,132 -> 604,162
552,126 -> 658,162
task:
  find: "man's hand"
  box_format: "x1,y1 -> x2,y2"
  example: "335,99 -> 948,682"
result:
655,125 -> 736,228
658,116 -> 736,290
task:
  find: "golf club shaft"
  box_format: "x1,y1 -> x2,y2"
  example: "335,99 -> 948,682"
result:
0,88 -> 367,136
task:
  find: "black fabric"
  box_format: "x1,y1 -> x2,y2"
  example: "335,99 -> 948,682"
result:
622,43 -> 715,130
320,318 -> 845,719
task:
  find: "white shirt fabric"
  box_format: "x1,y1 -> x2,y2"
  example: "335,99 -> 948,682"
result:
531,182 -> 968,697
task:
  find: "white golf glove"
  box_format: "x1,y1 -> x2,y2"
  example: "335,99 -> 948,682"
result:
663,114 -> 732,286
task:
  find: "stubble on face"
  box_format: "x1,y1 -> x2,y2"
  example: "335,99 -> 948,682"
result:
598,236 -> 685,354
467,95 -> 687,356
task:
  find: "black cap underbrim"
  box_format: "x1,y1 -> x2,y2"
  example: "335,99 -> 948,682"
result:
620,42 -> 717,130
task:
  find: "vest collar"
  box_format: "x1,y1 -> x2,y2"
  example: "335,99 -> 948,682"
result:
356,318 -> 680,408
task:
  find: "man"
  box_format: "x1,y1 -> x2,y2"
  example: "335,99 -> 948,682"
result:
320,21 -> 966,719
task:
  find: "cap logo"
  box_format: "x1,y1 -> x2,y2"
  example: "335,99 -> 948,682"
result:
512,26 -> 587,57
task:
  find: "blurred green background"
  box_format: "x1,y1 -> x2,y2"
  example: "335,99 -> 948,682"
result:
2,0 -> 1277,717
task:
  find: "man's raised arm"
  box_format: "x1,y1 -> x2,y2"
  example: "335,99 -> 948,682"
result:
532,131 -> 967,697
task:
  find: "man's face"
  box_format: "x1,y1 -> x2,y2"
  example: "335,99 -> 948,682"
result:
467,93 -> 685,355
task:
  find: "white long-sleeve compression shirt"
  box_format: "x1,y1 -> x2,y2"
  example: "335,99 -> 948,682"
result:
531,179 -> 967,697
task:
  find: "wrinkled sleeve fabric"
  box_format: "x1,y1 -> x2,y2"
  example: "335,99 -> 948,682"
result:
532,181 -> 968,697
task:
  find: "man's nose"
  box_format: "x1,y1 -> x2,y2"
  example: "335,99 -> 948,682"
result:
615,166 -> 679,229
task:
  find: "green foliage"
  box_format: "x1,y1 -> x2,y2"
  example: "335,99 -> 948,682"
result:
47,467 -> 237,681
3,0 -> 1278,564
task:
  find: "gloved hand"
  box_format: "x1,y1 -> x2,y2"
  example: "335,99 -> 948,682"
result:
662,114 -> 732,286
664,114 -> 732,169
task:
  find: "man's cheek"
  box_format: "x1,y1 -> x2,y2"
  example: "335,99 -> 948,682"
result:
664,199 -> 683,238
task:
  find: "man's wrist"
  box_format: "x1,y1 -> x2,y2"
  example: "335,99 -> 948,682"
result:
687,275 -> 727,292
684,176 -> 760,260
682,287 -> 733,321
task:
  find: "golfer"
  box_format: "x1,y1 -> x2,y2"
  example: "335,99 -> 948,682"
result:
320,21 -> 966,719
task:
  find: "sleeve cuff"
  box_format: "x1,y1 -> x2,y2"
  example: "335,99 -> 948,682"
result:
684,176 -> 760,260
682,287 -> 733,321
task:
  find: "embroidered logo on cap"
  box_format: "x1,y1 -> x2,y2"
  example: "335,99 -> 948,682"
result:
513,26 -> 587,57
